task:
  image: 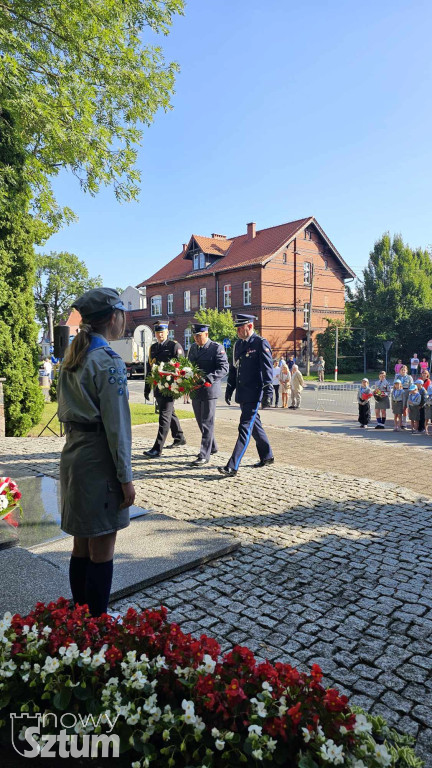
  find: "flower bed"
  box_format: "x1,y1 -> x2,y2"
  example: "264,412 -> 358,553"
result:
0,600 -> 422,766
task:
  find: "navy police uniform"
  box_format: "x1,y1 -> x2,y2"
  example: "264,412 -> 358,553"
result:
222,315 -> 274,473
144,324 -> 185,455
188,324 -> 229,462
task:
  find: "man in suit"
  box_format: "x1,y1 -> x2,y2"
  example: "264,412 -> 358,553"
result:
187,322 -> 229,466
143,321 -> 186,458
218,314 -> 274,477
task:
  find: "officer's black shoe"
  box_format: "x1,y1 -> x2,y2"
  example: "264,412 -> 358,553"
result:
190,457 -> 209,467
288,405 -> 295,409
253,457 -> 275,468
166,438 -> 187,448
143,448 -> 161,458
217,465 -> 237,477
211,449 -> 218,455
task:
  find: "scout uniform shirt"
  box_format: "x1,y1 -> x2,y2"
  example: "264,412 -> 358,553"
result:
226,333 -> 273,404
58,333 -> 132,484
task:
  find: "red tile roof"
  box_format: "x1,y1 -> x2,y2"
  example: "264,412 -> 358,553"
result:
138,217 -> 354,286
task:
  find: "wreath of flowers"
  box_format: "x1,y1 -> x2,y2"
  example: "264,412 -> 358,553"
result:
0,599 -> 419,767
0,477 -> 22,525
145,356 -> 209,400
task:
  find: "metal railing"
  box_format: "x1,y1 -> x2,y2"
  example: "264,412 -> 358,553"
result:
312,383 -> 360,414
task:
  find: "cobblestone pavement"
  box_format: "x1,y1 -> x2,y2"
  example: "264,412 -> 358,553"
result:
1,433 -> 431,765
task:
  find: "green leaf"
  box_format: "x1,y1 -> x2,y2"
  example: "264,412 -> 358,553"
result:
53,688 -> 72,711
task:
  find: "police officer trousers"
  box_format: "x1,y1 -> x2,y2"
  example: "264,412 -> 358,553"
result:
153,394 -> 184,452
227,401 -> 273,471
192,399 -> 217,459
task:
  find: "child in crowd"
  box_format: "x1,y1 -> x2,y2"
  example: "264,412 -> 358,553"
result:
394,365 -> 413,428
415,379 -> 426,433
420,357 -> 429,373
391,380 -> 404,431
394,359 -> 403,376
372,371 -> 391,429
317,356 -> 325,383
358,378 -> 373,428
424,383 -> 432,435
407,383 -> 422,432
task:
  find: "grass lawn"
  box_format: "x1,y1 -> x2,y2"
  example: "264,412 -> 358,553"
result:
27,402 -> 193,437
303,370 -> 377,384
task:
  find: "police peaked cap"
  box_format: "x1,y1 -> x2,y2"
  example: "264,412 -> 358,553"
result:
192,323 -> 209,333
72,288 -> 126,321
234,313 -> 257,327
153,321 -> 169,331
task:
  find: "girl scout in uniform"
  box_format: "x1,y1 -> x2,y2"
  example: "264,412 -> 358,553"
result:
372,371 -> 391,429
58,287 -> 135,617
394,365 -> 413,428
391,380 -> 404,431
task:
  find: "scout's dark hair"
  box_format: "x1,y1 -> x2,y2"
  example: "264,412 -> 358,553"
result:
62,310 -> 126,372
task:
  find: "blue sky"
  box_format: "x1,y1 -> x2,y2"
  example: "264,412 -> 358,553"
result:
44,0 -> 432,288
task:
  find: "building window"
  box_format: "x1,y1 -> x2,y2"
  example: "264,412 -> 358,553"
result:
127,301 -> 132,311
324,259 -> 328,270
243,280 -> 252,306
199,252 -> 205,269
193,253 -> 199,270
324,295 -> 329,308
283,252 -> 287,264
139,296 -> 146,309
168,330 -> 175,341
304,228 -> 312,240
167,293 -> 173,314
184,290 -> 190,312
223,284 -> 231,308
303,262 -> 312,285
199,287 -> 206,309
151,295 -> 162,316
303,302 -> 310,327
184,328 -> 191,350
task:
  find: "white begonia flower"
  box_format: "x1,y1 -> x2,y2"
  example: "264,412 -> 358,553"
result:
215,739 -> 225,751
248,725 -> 262,736
126,713 -> 140,726
266,738 -> 277,753
302,727 -> 311,743
354,714 -> 372,735
42,656 -> 60,674
374,744 -> 391,766
317,725 -> 325,739
340,725 -> 348,735
126,650 -> 137,663
320,740 -> 344,764
42,626 -> 52,637
224,731 -> 234,741
252,749 -> 263,760
22,625 -> 30,635
256,703 -> 267,717
211,727 -> 220,738
20,662 -> 31,671
131,762 -> 141,768
166,376 -> 172,382
33,663 -> 40,673
0,495 -> 8,510
194,716 -> 205,733
202,654 -> 216,674
262,681 -> 272,692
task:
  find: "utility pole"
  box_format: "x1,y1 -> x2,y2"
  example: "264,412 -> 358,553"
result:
305,264 -> 315,376
46,305 -> 54,346
335,325 -> 339,381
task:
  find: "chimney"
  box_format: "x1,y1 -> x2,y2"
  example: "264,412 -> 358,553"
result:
182,243 -> 187,254
247,222 -> 256,240
211,233 -> 226,239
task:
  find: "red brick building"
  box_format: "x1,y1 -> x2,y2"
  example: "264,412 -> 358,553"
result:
130,217 -> 355,360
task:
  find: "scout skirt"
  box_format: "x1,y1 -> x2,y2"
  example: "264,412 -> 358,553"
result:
60,430 -> 130,537
424,403 -> 432,420
402,389 -> 410,408
392,400 -> 403,415
408,404 -> 420,422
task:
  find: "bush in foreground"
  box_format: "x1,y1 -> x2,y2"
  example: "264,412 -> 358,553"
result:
0,600 -> 422,767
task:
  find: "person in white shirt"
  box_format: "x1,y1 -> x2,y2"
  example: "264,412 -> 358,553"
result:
42,358 -> 53,378
272,360 -> 281,407
289,365 -> 305,409
410,353 -> 420,377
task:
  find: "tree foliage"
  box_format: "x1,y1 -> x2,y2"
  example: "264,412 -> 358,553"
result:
34,251 -> 102,328
0,0 -> 185,225
193,308 -> 237,358
347,233 -> 432,366
0,110 -> 44,435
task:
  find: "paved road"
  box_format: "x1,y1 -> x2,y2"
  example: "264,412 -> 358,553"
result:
3,432 -> 431,765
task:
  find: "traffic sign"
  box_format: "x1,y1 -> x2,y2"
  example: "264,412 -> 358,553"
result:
427,339 -> 432,351
223,338 -> 231,349
383,340 -> 393,352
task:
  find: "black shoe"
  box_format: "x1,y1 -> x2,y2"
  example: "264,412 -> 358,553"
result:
288,405 -> 295,409
166,438 -> 186,448
190,457 -> 209,467
211,449 -> 218,455
143,448 -> 161,458
253,457 -> 275,468
217,466 -> 237,477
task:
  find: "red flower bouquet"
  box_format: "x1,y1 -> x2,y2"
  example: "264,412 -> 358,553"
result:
0,477 -> 22,522
145,356 -> 206,399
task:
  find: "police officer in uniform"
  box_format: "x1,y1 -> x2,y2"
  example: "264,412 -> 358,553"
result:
143,321 -> 186,457
57,287 -> 135,617
187,322 -> 229,466
218,313 -> 274,477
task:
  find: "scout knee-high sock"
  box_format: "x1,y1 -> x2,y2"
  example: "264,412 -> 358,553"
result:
382,416 -> 386,425
85,560 -> 113,617
69,556 -> 90,606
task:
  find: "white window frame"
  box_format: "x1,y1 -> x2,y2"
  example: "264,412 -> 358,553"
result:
324,259 -> 328,270
283,252 -> 287,264
167,293 -> 173,314
303,262 -> 312,285
199,287 -> 206,309
223,283 -> 231,308
193,253 -> 199,270
184,290 -> 191,312
168,329 -> 175,341
303,302 -> 310,326
184,328 -> 191,350
199,252 -> 205,269
243,280 -> 252,306
150,295 -> 162,316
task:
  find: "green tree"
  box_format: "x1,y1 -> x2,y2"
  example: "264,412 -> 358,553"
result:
0,0 -> 185,224
193,308 -> 237,357
347,233 -> 432,365
0,110 -> 44,435
316,321 -> 365,375
34,251 -> 102,328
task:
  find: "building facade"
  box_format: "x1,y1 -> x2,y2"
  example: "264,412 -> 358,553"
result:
129,217 -> 355,359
